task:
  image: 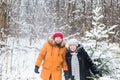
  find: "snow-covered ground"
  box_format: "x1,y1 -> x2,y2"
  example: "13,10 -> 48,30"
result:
0,37 -> 120,80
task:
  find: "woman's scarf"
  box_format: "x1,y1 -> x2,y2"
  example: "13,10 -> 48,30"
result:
70,52 -> 80,80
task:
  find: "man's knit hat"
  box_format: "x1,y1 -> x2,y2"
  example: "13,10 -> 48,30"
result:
53,32 -> 64,39
67,39 -> 78,47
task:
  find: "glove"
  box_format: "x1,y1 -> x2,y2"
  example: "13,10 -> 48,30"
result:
98,71 -> 102,77
95,70 -> 102,77
94,70 -> 102,79
64,70 -> 69,80
93,74 -> 100,80
71,76 -> 75,80
34,66 -> 39,74
65,76 -> 69,80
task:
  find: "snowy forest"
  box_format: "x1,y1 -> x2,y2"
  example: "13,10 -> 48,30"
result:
0,0 -> 120,80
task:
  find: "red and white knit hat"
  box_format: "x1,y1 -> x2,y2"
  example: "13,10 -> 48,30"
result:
53,32 -> 64,39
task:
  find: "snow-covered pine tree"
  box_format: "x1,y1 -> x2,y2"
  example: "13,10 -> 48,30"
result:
85,7 -> 117,49
82,6 -> 118,79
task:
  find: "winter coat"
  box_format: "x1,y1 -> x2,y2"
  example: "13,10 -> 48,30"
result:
66,44 -> 100,80
35,37 -> 68,80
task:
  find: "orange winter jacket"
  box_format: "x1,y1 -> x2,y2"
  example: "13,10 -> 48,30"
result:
35,37 -> 68,80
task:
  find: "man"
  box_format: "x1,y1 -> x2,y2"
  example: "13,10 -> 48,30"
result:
34,32 -> 68,80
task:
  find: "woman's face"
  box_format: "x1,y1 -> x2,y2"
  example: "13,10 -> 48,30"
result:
54,37 -> 63,44
69,44 -> 77,52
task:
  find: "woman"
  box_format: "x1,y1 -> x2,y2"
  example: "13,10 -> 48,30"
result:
34,32 -> 68,80
64,39 -> 101,80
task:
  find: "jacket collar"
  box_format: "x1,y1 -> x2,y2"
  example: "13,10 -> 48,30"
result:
47,37 -> 65,48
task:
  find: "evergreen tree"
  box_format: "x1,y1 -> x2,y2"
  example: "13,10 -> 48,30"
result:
83,7 -> 118,79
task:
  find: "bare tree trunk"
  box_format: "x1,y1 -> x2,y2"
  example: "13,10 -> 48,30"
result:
55,0 -> 60,30
102,0 -> 106,24
110,0 -> 115,43
0,1 -> 7,47
15,0 -> 21,45
72,0 -> 76,19
81,0 -> 86,36
0,65 -> 2,80
119,35 -> 120,47
0,1 -> 6,29
71,0 -> 76,34
64,0 -> 71,36
119,0 -> 120,47
66,0 -> 70,27
90,0 -> 93,29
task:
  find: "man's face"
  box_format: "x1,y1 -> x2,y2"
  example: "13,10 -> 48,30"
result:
54,37 -> 63,44
69,44 -> 77,52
